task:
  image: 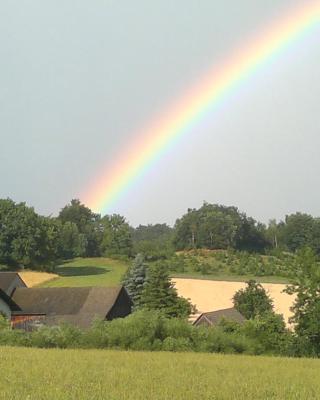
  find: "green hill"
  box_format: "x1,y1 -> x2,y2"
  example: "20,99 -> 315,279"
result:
39,250 -> 294,288
41,257 -> 128,287
165,249 -> 294,284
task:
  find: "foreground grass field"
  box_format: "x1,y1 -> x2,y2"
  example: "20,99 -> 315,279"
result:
40,258 -> 128,287
1,347 -> 320,400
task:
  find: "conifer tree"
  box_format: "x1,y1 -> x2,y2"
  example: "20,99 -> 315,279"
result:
122,254 -> 147,308
139,262 -> 193,318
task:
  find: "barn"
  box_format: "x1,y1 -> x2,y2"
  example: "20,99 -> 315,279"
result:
0,272 -> 132,330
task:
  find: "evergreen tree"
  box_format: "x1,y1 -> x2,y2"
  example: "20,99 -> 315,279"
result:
139,262 -> 193,318
122,254 -> 147,308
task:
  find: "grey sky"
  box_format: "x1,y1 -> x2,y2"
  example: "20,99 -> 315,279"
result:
1,1 -> 319,226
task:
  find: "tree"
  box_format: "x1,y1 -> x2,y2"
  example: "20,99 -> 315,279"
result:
233,280 -> 274,319
139,263 -> 193,318
266,219 -> 279,249
132,224 -> 174,260
58,199 -> 98,232
58,221 -> 86,259
283,213 -> 315,252
58,199 -> 102,257
100,214 -> 133,257
173,202 -> 269,252
132,224 -> 173,242
285,247 -> 320,355
242,312 -> 289,354
0,199 -> 60,269
236,217 -> 269,253
122,254 -> 147,308
174,208 -> 199,249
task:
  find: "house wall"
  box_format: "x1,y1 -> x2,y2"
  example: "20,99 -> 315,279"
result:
5,275 -> 27,296
106,288 -> 132,320
0,297 -> 11,318
11,315 -> 45,331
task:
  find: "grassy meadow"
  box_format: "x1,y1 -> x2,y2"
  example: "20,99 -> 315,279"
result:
40,258 -> 128,288
1,347 -> 320,400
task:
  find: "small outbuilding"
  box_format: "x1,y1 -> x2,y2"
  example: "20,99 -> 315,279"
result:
193,307 -> 246,327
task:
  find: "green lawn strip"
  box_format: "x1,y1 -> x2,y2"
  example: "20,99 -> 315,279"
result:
40,257 -> 128,288
0,347 -> 319,400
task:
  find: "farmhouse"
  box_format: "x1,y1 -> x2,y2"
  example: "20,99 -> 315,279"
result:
193,307 -> 246,327
0,272 -> 132,330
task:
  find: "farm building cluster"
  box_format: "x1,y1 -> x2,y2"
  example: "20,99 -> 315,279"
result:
0,272 -> 245,330
0,272 -> 132,330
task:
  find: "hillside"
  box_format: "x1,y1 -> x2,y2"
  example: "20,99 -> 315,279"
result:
167,249 -> 295,283
1,347 -> 319,399
39,258 -> 128,288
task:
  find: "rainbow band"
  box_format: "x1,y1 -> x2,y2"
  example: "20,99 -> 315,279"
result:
84,2 -> 320,215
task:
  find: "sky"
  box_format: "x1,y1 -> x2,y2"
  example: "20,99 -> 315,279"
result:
1,1 -> 319,226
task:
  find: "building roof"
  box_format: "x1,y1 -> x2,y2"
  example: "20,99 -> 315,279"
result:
0,288 -> 21,311
12,286 -> 128,328
193,307 -> 246,326
0,272 -> 27,295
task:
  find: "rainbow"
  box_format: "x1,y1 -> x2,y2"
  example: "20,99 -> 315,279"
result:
83,2 -> 320,215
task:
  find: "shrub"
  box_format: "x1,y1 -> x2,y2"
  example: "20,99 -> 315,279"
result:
241,313 -> 290,354
162,337 -> 193,352
30,324 -> 83,348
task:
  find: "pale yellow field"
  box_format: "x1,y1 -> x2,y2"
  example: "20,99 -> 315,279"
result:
19,271 -> 58,287
174,278 -> 295,325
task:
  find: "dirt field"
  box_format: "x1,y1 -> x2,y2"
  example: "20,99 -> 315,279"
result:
19,271 -> 58,287
174,278 -> 295,325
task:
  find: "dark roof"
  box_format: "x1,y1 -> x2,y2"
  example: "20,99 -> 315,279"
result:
0,288 -> 21,311
0,272 -> 26,294
12,286 -> 127,328
193,308 -> 246,326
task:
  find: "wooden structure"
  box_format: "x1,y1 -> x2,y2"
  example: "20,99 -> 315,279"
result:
193,307 -> 246,327
0,272 -> 132,329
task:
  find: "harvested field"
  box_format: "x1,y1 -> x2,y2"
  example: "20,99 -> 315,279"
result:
19,271 -> 58,287
174,278 -> 295,325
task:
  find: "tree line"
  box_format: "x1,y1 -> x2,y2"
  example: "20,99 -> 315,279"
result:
1,198 -> 320,270
0,199 -> 132,270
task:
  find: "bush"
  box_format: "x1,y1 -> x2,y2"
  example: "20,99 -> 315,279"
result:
0,310 -> 298,357
30,324 -> 83,348
162,337 -> 193,352
241,313 -> 290,355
